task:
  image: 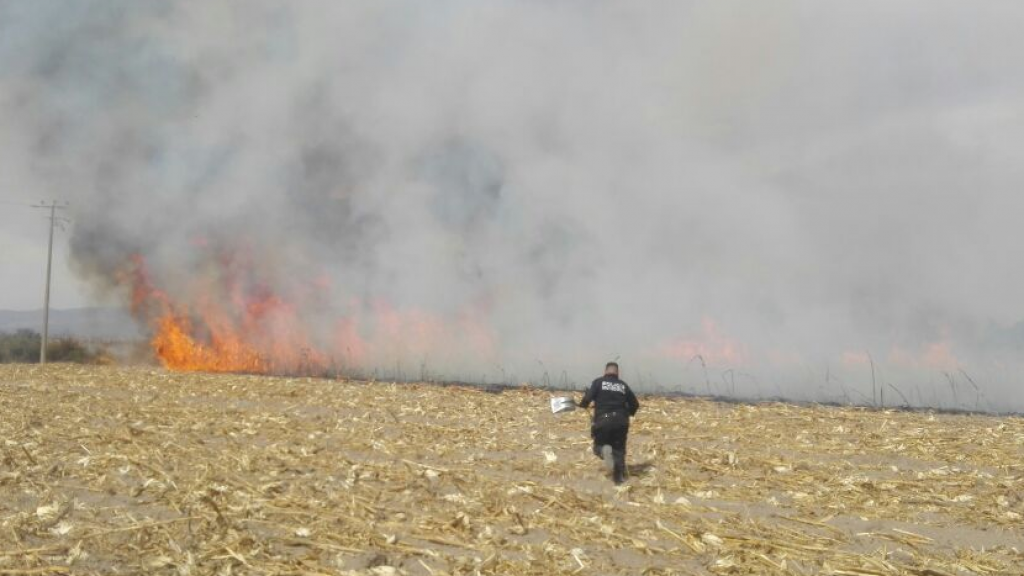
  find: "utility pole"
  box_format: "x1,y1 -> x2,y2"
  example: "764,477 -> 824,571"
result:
31,200 -> 69,364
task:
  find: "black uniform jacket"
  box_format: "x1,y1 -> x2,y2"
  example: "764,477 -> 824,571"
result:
579,376 -> 640,421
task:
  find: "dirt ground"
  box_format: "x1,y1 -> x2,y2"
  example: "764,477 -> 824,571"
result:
0,365 -> 1022,575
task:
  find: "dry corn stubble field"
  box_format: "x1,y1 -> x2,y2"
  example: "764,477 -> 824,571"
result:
0,365 -> 1022,576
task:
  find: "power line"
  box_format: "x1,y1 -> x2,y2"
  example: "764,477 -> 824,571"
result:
30,200 -> 70,364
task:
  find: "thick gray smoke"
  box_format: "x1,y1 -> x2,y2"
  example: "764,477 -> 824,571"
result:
3,1 -> 1024,410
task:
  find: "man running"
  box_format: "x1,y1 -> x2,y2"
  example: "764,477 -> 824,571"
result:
579,361 -> 640,484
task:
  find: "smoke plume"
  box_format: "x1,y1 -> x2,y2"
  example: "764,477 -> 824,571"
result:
3,1 -> 1024,409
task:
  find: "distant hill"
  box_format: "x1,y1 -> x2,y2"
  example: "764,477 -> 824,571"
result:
0,307 -> 143,341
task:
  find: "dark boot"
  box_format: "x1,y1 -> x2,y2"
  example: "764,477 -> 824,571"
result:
600,445 -> 614,472
612,447 -> 627,484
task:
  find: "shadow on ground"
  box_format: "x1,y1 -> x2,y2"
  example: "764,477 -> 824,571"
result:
628,461 -> 656,477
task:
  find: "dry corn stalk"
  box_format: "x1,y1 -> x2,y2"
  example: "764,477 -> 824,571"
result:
0,364 -> 1021,575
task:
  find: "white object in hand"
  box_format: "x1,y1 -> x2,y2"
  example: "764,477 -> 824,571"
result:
550,396 -> 576,414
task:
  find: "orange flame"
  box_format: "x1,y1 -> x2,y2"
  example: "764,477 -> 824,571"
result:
888,340 -> 959,372
153,311 -> 268,372
657,317 -> 747,366
123,254 -> 329,374
121,253 -> 495,376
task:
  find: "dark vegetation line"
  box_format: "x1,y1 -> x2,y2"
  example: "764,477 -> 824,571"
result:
3,331 -> 1017,417
220,363 -> 1024,419
420,379 -> 1023,418
0,329 -> 100,364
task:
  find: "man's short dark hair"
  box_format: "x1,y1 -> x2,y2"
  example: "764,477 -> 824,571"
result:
605,361 -> 619,371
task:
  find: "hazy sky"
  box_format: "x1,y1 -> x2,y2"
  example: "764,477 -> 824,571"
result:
0,198 -> 85,310
2,1 -> 1024,407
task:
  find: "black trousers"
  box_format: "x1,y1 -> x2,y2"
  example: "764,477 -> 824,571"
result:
591,415 -> 629,479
